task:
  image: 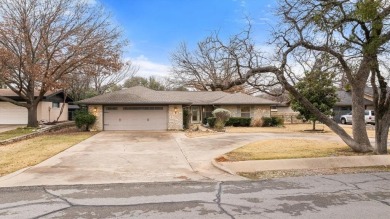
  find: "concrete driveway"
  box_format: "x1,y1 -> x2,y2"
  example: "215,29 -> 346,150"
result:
0,131 -> 346,187
0,131 -> 261,187
0,125 -> 22,133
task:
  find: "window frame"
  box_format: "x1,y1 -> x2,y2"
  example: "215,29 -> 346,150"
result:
240,106 -> 251,118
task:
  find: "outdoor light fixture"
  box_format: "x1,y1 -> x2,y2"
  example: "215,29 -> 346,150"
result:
93,107 -> 98,114
174,106 -> 178,114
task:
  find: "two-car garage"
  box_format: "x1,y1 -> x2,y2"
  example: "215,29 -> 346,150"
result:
103,106 -> 168,131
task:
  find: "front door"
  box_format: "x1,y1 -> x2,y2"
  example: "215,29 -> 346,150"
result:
191,106 -> 201,123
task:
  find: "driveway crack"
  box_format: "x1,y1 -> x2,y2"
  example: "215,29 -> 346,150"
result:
42,187 -> 74,207
173,137 -> 196,172
214,182 -> 235,219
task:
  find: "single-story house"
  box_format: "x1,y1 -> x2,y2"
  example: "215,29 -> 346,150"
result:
78,86 -> 277,131
0,89 -> 71,124
333,90 -> 373,122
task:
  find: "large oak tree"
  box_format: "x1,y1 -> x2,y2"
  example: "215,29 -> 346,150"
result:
171,0 -> 390,154
0,0 -> 124,127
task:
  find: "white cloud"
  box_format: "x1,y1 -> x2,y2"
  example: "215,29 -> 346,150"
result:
130,55 -> 170,78
85,0 -> 97,5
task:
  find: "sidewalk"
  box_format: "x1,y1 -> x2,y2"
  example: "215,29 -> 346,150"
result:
214,155 -> 390,174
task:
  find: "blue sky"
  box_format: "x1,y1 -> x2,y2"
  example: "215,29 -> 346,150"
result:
99,0 -> 278,77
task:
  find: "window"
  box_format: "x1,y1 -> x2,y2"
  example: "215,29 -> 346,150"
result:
52,102 -> 60,108
191,106 -> 200,123
241,106 -> 251,118
202,106 -> 214,119
271,105 -> 277,112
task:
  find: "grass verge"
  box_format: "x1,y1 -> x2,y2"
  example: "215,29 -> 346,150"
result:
239,166 -> 390,180
0,127 -> 37,141
0,129 -> 96,176
223,139 -> 376,161
225,124 -> 379,138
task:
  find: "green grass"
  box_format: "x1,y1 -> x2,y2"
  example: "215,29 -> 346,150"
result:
0,127 -> 37,141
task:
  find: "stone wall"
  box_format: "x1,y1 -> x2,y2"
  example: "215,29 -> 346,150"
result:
220,105 -> 240,117
220,105 -> 271,126
251,105 -> 271,126
168,105 -> 183,130
88,105 -> 103,131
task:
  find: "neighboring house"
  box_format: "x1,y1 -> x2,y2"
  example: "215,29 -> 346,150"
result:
333,90 -> 373,122
0,89 -> 71,124
270,102 -> 301,123
78,86 -> 277,131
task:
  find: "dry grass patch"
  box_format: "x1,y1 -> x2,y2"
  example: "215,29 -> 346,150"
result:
239,166 -> 390,180
223,139 -> 372,161
0,130 -> 96,176
226,123 -> 379,138
0,127 -> 37,141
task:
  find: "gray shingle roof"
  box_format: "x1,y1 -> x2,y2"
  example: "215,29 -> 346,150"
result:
78,86 -> 277,105
335,90 -> 373,106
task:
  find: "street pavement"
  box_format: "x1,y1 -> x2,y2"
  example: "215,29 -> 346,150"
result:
1,172 -> 390,218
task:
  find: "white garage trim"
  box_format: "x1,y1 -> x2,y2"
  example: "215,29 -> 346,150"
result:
103,105 -> 168,131
0,102 -> 28,124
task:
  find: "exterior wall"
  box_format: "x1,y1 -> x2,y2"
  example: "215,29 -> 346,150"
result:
168,105 -> 183,130
366,105 -> 374,110
251,105 -> 271,125
219,105 -> 271,126
88,105 -> 103,131
276,106 -> 296,114
37,102 -> 68,123
220,105 -> 240,117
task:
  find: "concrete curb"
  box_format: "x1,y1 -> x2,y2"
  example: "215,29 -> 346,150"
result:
214,155 -> 390,174
211,159 -> 236,175
0,121 -> 75,146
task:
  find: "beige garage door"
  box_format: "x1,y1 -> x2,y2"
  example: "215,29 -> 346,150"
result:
0,102 -> 28,124
103,106 -> 168,131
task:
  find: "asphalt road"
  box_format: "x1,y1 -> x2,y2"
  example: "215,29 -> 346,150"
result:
1,172 -> 390,219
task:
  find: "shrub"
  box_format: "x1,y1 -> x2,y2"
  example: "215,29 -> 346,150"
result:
202,117 -> 208,125
212,108 -> 231,130
261,116 -> 284,127
183,108 -> 190,129
75,110 -> 96,131
207,117 -> 216,128
225,117 -> 251,127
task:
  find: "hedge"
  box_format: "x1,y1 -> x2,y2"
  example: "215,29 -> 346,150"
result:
207,117 -> 216,128
225,117 -> 251,127
262,117 -> 284,127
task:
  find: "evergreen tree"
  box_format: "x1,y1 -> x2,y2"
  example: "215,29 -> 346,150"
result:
290,70 -> 338,130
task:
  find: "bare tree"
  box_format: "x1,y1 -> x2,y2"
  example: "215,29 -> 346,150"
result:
0,0 -> 124,127
173,1 -> 390,154
91,60 -> 138,95
170,27 -> 278,92
272,0 -> 390,153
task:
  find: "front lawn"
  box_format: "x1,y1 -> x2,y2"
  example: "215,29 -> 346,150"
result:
225,123 -> 379,138
222,139 -> 374,161
0,127 -> 36,141
0,129 -> 96,176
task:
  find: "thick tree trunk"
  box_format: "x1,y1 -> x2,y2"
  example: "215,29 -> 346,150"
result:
312,120 -> 316,130
350,86 -> 372,151
279,75 -> 373,152
27,105 -> 39,127
374,113 -> 389,154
